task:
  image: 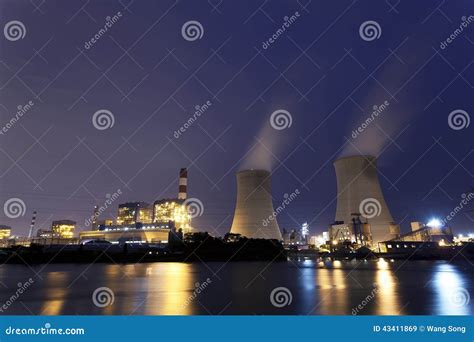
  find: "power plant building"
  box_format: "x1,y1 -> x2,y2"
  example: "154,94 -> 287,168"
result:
333,155 -> 399,246
51,220 -> 76,239
230,169 -> 282,240
79,168 -> 192,243
0,225 -> 11,239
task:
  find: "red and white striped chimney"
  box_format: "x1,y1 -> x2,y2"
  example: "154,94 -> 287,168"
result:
178,168 -> 187,200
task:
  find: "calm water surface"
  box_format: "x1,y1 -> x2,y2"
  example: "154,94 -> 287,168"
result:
0,259 -> 472,315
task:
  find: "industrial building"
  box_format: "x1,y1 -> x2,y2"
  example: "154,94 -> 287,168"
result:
116,202 -> 152,225
79,168 -> 192,243
230,169 -> 283,240
35,220 -> 76,239
333,155 -> 399,247
79,222 -> 171,244
0,225 -> 11,239
378,220 -> 455,252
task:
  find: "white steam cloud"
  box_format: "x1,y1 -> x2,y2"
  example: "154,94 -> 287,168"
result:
240,118 -> 290,171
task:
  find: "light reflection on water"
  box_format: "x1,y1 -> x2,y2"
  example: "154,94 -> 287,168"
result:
0,260 -> 471,315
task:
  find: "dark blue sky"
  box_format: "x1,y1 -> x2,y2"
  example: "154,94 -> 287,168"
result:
0,0 -> 473,237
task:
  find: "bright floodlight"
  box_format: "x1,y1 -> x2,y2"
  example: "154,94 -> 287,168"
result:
427,218 -> 442,228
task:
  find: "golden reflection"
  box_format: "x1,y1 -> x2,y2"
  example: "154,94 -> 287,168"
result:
40,272 -> 68,315
316,261 -> 348,314
374,259 -> 402,315
144,263 -> 196,315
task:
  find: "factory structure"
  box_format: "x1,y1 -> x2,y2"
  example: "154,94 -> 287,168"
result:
0,157 -> 466,252
79,168 -> 192,244
230,169 -> 283,240
328,155 -> 400,248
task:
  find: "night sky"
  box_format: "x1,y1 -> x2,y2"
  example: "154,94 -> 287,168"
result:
0,0 -> 472,237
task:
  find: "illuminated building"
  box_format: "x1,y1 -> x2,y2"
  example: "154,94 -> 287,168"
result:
138,204 -> 153,224
153,199 -> 191,232
117,202 -> 143,225
96,219 -> 114,228
51,220 -> 76,239
0,225 -> 12,239
80,222 -> 171,244
36,229 -> 58,238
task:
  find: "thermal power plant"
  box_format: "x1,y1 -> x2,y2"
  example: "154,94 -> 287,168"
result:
230,169 -> 282,240
333,155 -> 399,245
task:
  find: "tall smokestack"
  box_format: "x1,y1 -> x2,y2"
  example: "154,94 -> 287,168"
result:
230,170 -> 282,240
92,205 -> 99,230
178,168 -> 187,200
28,210 -> 37,238
333,155 -> 398,244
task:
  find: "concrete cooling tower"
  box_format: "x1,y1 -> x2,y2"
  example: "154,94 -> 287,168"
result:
334,155 -> 398,244
230,170 -> 282,240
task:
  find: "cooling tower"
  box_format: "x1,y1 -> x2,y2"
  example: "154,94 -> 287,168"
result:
230,170 -> 282,240
334,155 -> 397,244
